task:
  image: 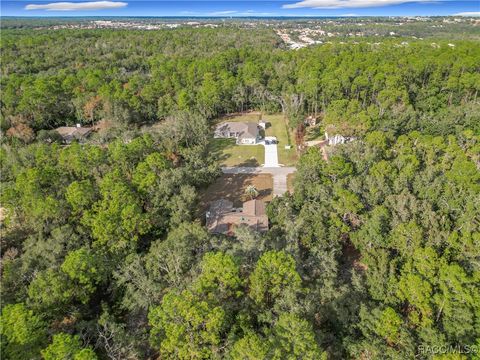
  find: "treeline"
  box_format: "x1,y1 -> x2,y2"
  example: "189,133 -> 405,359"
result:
1,28 -> 479,141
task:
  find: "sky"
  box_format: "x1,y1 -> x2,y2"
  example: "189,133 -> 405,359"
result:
1,0 -> 479,17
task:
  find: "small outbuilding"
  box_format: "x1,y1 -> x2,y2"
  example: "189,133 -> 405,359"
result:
258,120 -> 267,130
304,115 -> 318,127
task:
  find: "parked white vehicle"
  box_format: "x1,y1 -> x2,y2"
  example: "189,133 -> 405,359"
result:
263,137 -> 279,167
264,136 -> 278,145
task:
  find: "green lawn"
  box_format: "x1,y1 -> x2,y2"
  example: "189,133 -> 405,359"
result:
211,112 -> 298,167
214,113 -> 262,124
209,138 -> 264,167
263,114 -> 298,166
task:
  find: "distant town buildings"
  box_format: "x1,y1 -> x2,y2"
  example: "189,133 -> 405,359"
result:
46,20 -> 219,31
35,17 -> 476,49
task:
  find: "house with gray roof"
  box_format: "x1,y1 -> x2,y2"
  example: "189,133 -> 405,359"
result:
214,122 -> 261,144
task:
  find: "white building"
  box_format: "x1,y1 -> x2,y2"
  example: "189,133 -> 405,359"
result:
325,132 -> 355,146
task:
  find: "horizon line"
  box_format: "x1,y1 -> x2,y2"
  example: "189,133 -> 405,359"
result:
0,14 -> 467,18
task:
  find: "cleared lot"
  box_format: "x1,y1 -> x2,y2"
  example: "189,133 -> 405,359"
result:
198,173 -> 273,216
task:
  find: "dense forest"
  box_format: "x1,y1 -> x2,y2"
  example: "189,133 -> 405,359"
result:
1,25 -> 480,359
1,28 -> 479,138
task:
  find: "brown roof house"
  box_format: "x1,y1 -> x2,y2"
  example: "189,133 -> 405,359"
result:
214,122 -> 260,145
55,124 -> 93,144
206,199 -> 269,235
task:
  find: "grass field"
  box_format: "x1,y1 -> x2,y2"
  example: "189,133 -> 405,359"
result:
198,173 -> 273,216
209,138 -> 264,167
212,112 -> 298,167
263,114 -> 297,166
214,113 -> 262,124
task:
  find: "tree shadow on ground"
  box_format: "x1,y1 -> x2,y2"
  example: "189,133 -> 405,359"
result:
236,158 -> 261,167
209,138 -> 234,163
208,138 -> 263,167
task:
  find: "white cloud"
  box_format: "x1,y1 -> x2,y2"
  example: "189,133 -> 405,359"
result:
283,0 -> 435,9
452,12 -> 480,17
208,10 -> 277,17
208,10 -> 238,15
340,13 -> 360,16
25,1 -> 127,11
181,9 -> 276,17
237,10 -> 277,16
246,12 -> 276,16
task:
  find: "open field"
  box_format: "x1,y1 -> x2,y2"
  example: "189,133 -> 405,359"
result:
197,173 -> 273,217
212,112 -> 298,167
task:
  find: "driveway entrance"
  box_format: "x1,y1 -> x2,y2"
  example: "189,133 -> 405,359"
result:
263,136 -> 279,167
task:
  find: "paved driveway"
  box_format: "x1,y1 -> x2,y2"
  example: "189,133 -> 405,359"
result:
264,143 -> 279,167
262,137 -> 279,167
